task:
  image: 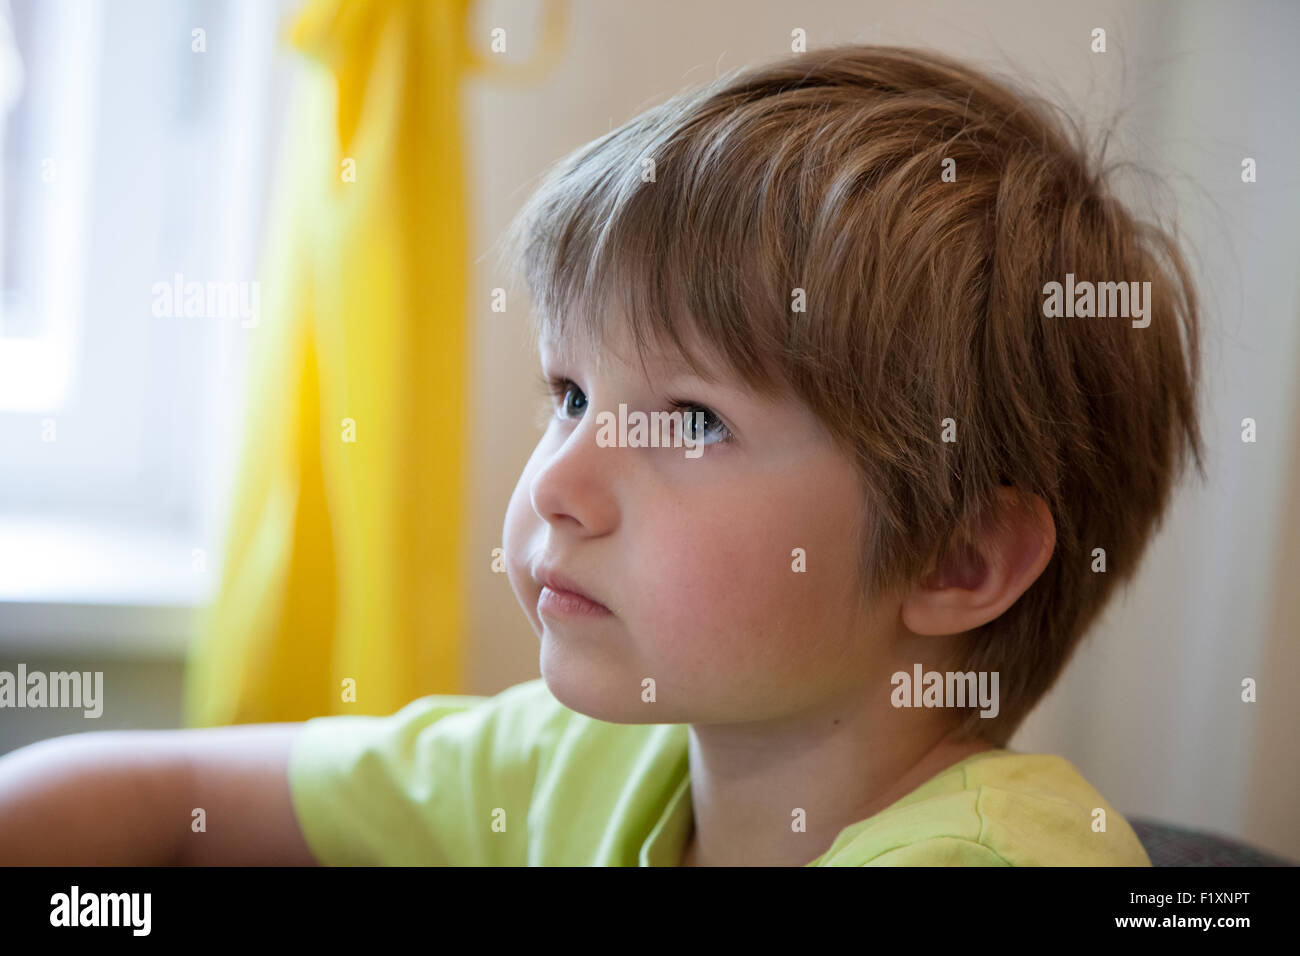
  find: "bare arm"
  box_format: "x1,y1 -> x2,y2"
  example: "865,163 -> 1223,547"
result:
0,723 -> 319,866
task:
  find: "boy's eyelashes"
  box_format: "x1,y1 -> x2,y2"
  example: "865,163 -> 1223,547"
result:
533,372 -> 735,445
533,372 -> 589,421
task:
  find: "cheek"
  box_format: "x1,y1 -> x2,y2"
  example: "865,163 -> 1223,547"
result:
502,468 -> 533,556
502,461 -> 543,623
633,482 -> 862,671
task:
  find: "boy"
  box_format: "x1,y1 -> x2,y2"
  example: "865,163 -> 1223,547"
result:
0,44 -> 1201,866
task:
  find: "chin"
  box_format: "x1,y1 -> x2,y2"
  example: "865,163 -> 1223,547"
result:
538,643 -> 652,724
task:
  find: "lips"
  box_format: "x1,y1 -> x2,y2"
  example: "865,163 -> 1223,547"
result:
533,563 -> 611,613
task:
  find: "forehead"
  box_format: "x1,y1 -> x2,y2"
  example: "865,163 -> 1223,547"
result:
537,319 -> 731,387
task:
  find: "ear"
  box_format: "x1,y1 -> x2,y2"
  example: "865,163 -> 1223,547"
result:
900,488 -> 1056,637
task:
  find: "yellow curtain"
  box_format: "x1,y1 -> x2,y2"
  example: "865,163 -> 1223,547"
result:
183,0 -> 566,727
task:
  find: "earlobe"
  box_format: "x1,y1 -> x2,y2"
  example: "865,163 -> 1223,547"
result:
900,489 -> 1055,637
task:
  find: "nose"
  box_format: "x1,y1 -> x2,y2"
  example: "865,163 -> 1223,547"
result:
529,411 -> 620,536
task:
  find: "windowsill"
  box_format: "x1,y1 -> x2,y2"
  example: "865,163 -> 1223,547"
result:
0,600 -> 196,657
0,515 -> 213,656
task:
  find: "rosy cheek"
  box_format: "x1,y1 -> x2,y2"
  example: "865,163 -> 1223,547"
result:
635,524 -> 773,645
502,484 -> 541,610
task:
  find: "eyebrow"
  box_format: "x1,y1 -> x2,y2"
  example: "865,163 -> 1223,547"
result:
643,352 -> 711,379
538,324 -> 760,398
541,336 -> 706,379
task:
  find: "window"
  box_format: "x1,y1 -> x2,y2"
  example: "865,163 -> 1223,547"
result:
0,0 -> 297,643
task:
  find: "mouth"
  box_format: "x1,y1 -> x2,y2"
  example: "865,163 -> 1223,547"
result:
538,586 -> 613,618
533,564 -> 613,618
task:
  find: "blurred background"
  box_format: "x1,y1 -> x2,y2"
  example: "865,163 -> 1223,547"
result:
0,0 -> 1296,859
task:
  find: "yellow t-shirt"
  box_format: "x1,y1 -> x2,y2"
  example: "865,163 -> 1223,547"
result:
287,677 -> 1151,866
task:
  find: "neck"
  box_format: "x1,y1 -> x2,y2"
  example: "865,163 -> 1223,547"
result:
677,709 -> 995,867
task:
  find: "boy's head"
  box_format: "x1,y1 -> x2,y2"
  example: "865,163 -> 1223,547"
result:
498,44 -> 1204,746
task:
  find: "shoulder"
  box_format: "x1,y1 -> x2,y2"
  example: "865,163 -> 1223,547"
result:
957,751 -> 1151,865
829,751 -> 1151,867
291,678 -> 581,788
287,679 -> 586,864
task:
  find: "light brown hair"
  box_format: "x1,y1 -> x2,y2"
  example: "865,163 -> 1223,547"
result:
498,44 -> 1204,745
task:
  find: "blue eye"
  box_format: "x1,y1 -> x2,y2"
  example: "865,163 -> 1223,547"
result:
667,399 -> 733,445
551,378 -> 586,418
538,375 -> 588,421
535,374 -> 734,446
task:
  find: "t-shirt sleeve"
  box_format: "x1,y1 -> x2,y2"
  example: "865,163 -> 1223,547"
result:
286,680 -> 565,865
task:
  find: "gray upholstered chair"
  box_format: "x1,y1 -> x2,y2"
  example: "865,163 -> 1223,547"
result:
1129,818 -> 1297,866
